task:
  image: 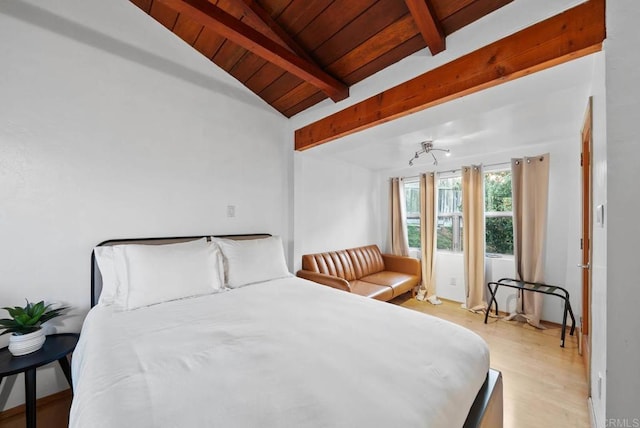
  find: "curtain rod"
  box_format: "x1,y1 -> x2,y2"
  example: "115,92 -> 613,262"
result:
398,161 -> 511,181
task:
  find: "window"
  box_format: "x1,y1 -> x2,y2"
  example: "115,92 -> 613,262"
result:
404,169 -> 514,255
404,180 -> 420,248
484,170 -> 513,255
437,177 -> 463,251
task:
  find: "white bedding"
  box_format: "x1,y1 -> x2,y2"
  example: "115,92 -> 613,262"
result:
70,277 -> 489,428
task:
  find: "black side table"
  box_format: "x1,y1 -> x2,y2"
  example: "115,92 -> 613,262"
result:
0,333 -> 79,428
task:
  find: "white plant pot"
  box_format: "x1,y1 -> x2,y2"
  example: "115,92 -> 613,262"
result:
8,329 -> 46,357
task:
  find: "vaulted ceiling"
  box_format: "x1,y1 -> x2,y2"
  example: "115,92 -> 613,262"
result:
129,0 -> 513,117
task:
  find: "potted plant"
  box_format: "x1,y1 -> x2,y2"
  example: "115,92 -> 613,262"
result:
1,300 -> 68,356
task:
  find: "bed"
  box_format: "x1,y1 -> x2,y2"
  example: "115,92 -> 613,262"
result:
70,234 -> 502,428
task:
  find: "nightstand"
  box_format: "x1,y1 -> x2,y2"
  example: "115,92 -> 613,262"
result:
0,333 -> 79,428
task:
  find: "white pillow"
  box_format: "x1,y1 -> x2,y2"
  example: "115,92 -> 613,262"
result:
93,246 -> 118,306
213,236 -> 290,288
112,245 -> 130,308
118,238 -> 224,310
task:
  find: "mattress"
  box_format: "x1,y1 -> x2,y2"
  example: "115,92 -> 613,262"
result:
70,276 -> 489,428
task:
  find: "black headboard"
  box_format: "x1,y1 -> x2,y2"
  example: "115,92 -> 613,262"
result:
91,234 -> 271,308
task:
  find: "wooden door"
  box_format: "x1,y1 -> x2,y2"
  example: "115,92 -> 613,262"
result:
579,97 -> 593,385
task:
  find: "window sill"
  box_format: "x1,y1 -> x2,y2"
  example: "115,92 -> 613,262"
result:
486,253 -> 514,259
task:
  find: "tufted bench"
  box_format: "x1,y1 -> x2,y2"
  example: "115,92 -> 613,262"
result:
296,245 -> 421,301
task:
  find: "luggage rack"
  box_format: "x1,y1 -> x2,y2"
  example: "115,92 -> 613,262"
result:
483,277 -> 576,347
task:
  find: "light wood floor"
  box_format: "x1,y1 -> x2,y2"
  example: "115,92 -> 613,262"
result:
393,295 -> 590,428
0,297 -> 589,428
0,390 -> 70,428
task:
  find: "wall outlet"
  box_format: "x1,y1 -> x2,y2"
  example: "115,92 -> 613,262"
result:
450,277 -> 457,286
226,205 -> 236,218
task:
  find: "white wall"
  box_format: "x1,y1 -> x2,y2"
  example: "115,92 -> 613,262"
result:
433,254 -> 515,308
293,152 -> 382,271
589,51 -> 607,428
0,0 -> 289,410
604,1 -> 640,424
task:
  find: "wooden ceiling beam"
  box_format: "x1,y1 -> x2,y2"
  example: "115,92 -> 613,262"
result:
295,0 -> 605,151
237,0 -> 316,64
404,0 -> 445,55
157,0 -> 349,102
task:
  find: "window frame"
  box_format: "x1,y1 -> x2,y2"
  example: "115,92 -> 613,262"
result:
483,168 -> 514,257
402,167 -> 514,256
404,179 -> 421,250
437,175 -> 463,253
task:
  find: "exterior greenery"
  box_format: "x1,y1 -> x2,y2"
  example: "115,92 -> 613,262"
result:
436,222 -> 452,250
436,216 -> 463,251
484,171 -> 514,255
404,170 -> 514,255
407,223 -> 420,248
485,217 -> 513,254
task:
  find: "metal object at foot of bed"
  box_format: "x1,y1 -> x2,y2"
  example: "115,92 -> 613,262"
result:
483,278 -> 576,347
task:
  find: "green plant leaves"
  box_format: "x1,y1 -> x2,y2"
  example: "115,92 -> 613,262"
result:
0,300 -> 68,335
40,307 -> 67,324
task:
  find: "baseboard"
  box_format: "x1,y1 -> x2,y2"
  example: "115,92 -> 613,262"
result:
0,389 -> 71,421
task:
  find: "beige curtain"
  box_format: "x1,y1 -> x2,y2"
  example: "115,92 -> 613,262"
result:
507,154 -> 550,328
416,173 -> 440,304
462,165 -> 486,312
390,177 -> 409,256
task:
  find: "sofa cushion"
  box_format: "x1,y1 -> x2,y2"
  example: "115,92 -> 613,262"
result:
302,250 -> 356,281
346,245 -> 385,278
349,280 -> 393,301
360,271 -> 418,298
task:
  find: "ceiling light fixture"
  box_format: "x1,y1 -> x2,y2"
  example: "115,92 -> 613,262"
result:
408,141 -> 451,166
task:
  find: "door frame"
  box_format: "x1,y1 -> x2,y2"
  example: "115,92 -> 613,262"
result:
580,97 -> 593,386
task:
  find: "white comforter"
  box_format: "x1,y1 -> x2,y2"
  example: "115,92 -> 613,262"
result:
70,277 -> 489,428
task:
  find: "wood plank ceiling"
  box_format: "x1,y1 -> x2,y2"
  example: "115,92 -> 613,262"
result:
130,0 -> 513,117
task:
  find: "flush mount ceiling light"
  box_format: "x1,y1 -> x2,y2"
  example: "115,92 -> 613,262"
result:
408,141 -> 451,166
